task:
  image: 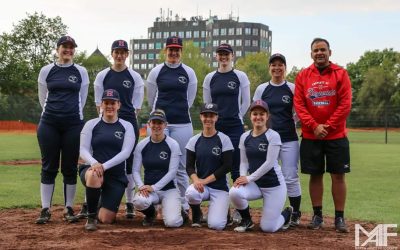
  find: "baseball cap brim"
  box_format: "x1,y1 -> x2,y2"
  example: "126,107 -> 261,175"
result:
149,116 -> 167,122
166,44 -> 183,48
200,110 -> 218,115
216,48 -> 233,53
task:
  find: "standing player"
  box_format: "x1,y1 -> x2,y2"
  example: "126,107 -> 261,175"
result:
294,38 -> 352,233
146,36 -> 197,218
229,100 -> 293,233
79,89 -> 135,231
36,35 -> 89,224
132,110 -> 183,227
92,40 -> 144,219
253,53 -> 302,226
185,103 -> 233,230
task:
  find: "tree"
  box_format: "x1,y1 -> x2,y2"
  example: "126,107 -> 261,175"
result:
286,66 -> 302,83
235,52 -> 270,96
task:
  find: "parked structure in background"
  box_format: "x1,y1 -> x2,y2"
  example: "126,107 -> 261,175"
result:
130,9 -> 272,78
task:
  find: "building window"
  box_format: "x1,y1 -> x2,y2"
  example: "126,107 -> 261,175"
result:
200,41 -> 206,48
213,40 -> 219,46
220,39 -> 226,44
156,32 -> 162,39
193,42 -> 199,47
244,40 -> 251,46
236,28 -> 242,35
245,28 -> 251,35
170,31 -> 177,36
141,43 -> 147,50
228,28 -> 235,35
148,43 -> 154,50
155,42 -> 162,49
236,39 -> 242,46
148,64 -> 154,69
163,32 -> 169,38
156,54 -> 160,59
236,50 -> 242,57
193,31 -> 199,38
252,28 -> 259,36
213,29 -> 219,36
148,53 -> 154,60
178,31 -> 184,38
141,64 -> 147,69
141,54 -> 147,60
228,40 -> 235,46
133,43 -> 139,50
252,40 -> 258,47
133,64 -> 139,69
212,62 -> 218,68
186,31 -> 192,38
133,54 -> 139,59
201,31 -> 206,38
220,28 -> 226,36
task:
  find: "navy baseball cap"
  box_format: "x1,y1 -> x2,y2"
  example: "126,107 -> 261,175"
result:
112,40 -> 129,51
216,43 -> 233,53
250,100 -> 269,112
102,89 -> 120,101
269,53 -> 286,65
166,36 -> 183,48
149,109 -> 167,122
200,103 -> 219,115
57,35 -> 77,47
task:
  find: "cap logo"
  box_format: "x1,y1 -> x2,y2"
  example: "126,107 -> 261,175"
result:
106,90 -> 114,97
172,37 -> 179,44
206,103 -> 214,109
118,40 -> 125,46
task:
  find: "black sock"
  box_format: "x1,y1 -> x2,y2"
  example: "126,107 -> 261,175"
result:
313,206 -> 322,218
86,187 -> 101,215
141,204 -> 156,217
237,206 -> 251,220
190,204 -> 202,222
281,209 -> 291,224
288,195 -> 301,213
335,210 -> 344,219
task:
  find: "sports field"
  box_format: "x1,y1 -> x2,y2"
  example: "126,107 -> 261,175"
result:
0,129 -> 399,249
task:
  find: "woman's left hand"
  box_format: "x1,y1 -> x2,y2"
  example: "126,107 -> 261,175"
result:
233,176 -> 249,188
139,185 -> 154,197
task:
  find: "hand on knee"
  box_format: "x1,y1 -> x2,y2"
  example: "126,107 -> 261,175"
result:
85,169 -> 103,188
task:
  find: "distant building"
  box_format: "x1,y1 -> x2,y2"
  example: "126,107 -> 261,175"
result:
130,13 -> 272,77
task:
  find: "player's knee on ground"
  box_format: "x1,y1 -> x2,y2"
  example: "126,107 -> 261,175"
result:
185,185 -> 202,204
163,213 -> 183,228
132,194 -> 152,211
260,219 -> 281,233
85,169 -> 102,188
98,208 -> 116,224
208,218 -> 226,231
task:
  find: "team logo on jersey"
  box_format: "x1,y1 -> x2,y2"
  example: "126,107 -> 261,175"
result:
178,76 -> 188,84
114,131 -> 124,139
123,80 -> 132,88
307,88 -> 336,99
159,151 -> 169,160
68,75 -> 78,83
212,146 -> 222,156
227,81 -> 237,90
258,143 -> 268,152
282,95 -> 291,104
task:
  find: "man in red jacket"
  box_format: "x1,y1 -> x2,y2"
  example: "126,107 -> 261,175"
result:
294,38 -> 352,233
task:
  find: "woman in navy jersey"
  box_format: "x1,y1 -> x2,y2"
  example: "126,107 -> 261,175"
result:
185,103 -> 234,230
229,100 -> 293,233
79,89 -> 135,231
147,36 -> 197,218
36,35 -> 89,224
253,53 -> 302,226
132,109 -> 183,227
88,39 -> 144,219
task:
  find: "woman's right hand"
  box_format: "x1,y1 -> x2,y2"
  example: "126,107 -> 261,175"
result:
233,176 -> 249,188
193,179 -> 205,193
90,163 -> 104,178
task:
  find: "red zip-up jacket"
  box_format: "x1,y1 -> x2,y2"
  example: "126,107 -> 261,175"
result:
294,62 -> 352,140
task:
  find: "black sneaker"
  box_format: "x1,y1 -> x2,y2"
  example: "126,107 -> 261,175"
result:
125,202 -> 135,219
308,215 -> 324,230
226,210 -> 234,227
335,217 -> 349,233
181,209 -> 189,224
290,211 -> 301,227
142,214 -> 156,227
234,218 -> 254,232
281,206 -> 293,230
35,208 -> 51,224
63,206 -> 78,223
85,216 -> 98,231
76,203 -> 88,219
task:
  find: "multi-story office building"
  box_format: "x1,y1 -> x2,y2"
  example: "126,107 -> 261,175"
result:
130,14 -> 272,77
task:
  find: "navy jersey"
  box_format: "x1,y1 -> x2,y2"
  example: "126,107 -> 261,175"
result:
186,132 -> 233,191
80,117 -> 135,177
203,69 -> 250,127
239,129 -> 283,188
94,67 -> 144,118
253,81 -> 298,142
38,63 -> 89,122
147,63 -> 197,124
133,136 -> 181,191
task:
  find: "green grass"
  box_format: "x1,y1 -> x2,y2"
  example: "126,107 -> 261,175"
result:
0,131 -> 399,225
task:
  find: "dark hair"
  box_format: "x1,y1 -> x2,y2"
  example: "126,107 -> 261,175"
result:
311,38 -> 330,49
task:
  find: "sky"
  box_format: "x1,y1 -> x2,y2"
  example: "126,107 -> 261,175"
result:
1,0 -> 399,70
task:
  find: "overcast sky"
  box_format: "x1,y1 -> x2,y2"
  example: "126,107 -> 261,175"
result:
1,0 -> 399,70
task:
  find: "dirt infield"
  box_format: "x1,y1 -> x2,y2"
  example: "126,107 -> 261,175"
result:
1,206 -> 398,250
